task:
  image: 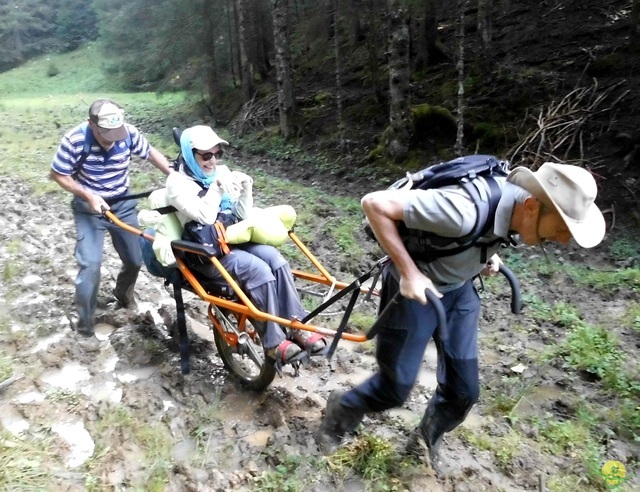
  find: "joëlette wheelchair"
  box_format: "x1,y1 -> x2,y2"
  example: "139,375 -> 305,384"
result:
105,209 -> 521,393
103,129 -> 521,392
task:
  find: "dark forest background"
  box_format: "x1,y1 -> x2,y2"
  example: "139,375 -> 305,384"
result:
2,0 -> 639,213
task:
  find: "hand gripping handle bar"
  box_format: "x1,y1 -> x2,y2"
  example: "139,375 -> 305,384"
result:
366,289 -> 446,340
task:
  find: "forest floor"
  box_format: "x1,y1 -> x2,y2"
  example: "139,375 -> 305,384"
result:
0,137 -> 639,491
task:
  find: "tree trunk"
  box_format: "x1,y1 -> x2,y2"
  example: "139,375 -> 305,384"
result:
236,0 -> 255,103
416,0 -> 448,69
364,0 -> 384,103
226,0 -> 238,87
333,0 -> 345,147
271,0 -> 297,138
477,0 -> 492,49
455,0 -> 468,155
203,0 -> 218,106
387,0 -> 411,159
632,0 -> 640,53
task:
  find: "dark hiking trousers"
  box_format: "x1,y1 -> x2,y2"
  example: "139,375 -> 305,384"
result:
72,195 -> 142,335
341,269 -> 481,446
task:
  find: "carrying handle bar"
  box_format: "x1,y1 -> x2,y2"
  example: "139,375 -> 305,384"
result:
366,288 -> 446,340
498,264 -> 521,314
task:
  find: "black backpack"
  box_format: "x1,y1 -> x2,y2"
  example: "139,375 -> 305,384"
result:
366,154 -> 510,263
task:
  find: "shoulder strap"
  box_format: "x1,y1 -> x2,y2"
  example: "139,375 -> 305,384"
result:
75,123 -> 132,178
402,174 -> 505,263
73,122 -> 93,177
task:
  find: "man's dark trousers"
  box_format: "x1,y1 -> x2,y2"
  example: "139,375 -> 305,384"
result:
341,268 -> 481,445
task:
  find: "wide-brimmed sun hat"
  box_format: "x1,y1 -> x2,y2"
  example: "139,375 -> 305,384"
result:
188,125 -> 229,150
89,99 -> 128,142
507,162 -> 605,248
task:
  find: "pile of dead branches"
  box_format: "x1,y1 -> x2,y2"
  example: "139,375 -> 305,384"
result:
231,93 -> 280,136
508,79 -> 629,170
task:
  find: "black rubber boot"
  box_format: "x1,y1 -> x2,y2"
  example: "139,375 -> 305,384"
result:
405,399 -> 446,473
316,390 -> 364,454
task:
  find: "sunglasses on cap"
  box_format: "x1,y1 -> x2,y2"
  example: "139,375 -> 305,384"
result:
195,149 -> 224,161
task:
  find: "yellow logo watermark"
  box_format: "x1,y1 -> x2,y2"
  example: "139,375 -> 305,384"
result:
600,460 -> 635,489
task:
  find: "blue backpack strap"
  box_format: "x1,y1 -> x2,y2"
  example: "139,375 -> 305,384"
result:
75,123 -> 132,180
74,122 -> 93,170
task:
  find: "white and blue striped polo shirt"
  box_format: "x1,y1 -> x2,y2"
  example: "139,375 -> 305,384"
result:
51,122 -> 151,198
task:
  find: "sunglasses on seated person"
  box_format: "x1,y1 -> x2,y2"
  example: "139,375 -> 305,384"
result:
194,148 -> 224,161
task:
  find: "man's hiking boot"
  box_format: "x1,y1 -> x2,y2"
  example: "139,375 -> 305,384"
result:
75,333 -> 102,352
113,289 -> 137,311
316,390 -> 364,454
405,427 -> 443,474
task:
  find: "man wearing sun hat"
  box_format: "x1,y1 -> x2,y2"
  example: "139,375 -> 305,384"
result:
50,98 -> 173,351
317,160 -> 606,471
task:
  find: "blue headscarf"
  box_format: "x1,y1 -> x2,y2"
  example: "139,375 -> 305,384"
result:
180,127 -> 232,211
180,128 -> 216,188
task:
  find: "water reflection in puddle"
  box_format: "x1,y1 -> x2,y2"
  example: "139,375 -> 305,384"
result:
31,332 -> 66,353
41,362 -> 91,391
87,381 -> 122,404
15,391 -> 45,404
0,404 -> 29,435
95,323 -> 116,340
51,420 -> 95,468
243,429 -> 273,446
512,385 -> 564,418
115,366 -> 157,383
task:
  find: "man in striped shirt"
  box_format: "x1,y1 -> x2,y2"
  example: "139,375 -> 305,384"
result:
50,98 -> 173,351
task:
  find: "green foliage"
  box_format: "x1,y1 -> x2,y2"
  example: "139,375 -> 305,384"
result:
543,315 -> 623,381
55,0 -> 98,52
458,428 -> 525,473
614,399 -> 640,440
483,375 -> 525,417
622,302 -> 640,333
46,62 -> 60,77
608,237 -> 640,262
326,434 -> 412,490
411,104 -> 456,143
531,259 -> 640,293
253,455 -> 305,492
0,0 -> 57,70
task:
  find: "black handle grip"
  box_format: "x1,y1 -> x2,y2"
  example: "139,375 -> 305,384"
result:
498,264 -> 521,315
425,289 -> 446,330
366,288 -> 446,340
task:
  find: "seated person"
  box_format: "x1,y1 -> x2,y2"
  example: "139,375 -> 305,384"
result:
165,125 -> 326,366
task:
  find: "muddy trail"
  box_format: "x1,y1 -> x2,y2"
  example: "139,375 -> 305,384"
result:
0,152 -> 638,491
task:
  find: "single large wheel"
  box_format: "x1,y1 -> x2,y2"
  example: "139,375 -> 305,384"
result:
211,306 -> 276,391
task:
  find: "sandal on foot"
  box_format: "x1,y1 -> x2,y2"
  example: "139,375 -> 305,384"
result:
266,339 -> 307,374
291,331 -> 328,355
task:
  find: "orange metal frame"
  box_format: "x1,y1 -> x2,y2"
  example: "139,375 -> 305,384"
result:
105,211 -> 378,343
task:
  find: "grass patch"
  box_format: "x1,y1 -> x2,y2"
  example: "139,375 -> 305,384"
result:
0,430 -> 54,489
0,355 -> 14,381
325,434 -> 413,491
608,236 -> 640,262
91,406 -> 173,488
253,455 -> 309,492
532,411 -> 604,487
236,130 -> 333,173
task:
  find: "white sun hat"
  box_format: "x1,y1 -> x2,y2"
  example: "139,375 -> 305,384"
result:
507,162 -> 605,248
